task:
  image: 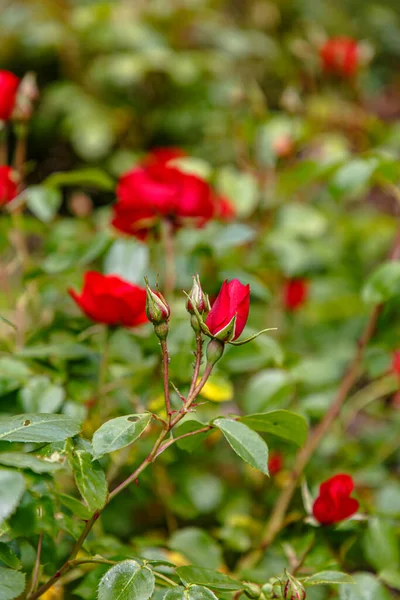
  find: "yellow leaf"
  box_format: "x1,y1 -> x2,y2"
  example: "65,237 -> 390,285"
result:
198,374 -> 234,403
39,583 -> 63,600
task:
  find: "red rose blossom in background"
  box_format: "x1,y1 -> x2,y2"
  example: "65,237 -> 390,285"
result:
312,474 -> 359,525
69,271 -> 147,328
215,194 -> 236,222
206,279 -> 250,342
283,278 -> 308,311
112,162 -> 215,238
0,71 -> 19,121
0,166 -> 18,206
145,147 -> 187,165
268,451 -> 284,476
391,351 -> 400,376
320,37 -> 359,78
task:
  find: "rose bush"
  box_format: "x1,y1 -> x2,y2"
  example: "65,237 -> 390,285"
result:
0,1 -> 399,600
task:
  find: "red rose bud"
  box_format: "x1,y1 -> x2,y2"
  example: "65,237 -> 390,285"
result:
69,271 -> 147,328
206,279 -> 250,343
0,166 -> 18,206
320,37 -> 359,78
112,162 -> 215,238
283,573 -> 306,600
312,473 -> 359,525
268,451 -> 284,476
392,351 -> 400,376
0,71 -> 19,121
283,278 -> 308,311
145,281 -> 170,325
187,274 -> 211,316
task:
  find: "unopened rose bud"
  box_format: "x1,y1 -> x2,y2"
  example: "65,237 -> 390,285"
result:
145,281 -> 170,327
187,274 -> 211,316
282,574 -> 306,600
244,583 -> 262,599
206,338 -> 225,366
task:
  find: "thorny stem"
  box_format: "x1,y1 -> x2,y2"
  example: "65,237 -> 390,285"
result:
161,339 -> 172,419
28,339 -> 214,600
155,425 -> 213,457
188,334 -> 203,398
160,218 -> 176,297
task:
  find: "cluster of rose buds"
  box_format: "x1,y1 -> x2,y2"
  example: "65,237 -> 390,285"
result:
111,148 -> 235,239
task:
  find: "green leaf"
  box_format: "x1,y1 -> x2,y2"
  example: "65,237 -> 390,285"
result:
303,571 -> 354,586
66,440 -> 108,514
98,560 -> 155,600
243,369 -> 294,413
45,168 -> 114,190
169,528 -> 222,569
330,158 -> 377,200
339,573 -> 391,600
176,567 -> 242,591
213,418 -> 269,475
379,569 -> 400,590
19,376 -> 65,414
104,239 -> 149,285
0,452 -> 63,474
0,470 -> 25,525
175,420 -> 212,453
92,414 -> 152,459
363,518 -> 399,572
25,185 -> 62,222
0,543 -> 22,570
0,414 -> 81,443
238,410 -> 308,447
58,494 -> 92,520
362,262 -> 400,304
164,586 -> 218,599
0,567 -> 25,600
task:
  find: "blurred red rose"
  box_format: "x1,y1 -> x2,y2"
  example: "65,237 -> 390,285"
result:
146,147 -> 186,165
206,279 -> 250,342
112,162 -> 215,238
0,166 -> 18,206
283,278 -> 308,311
0,71 -> 19,120
392,351 -> 400,375
214,194 -> 236,222
320,37 -> 359,78
312,474 -> 359,525
268,451 -> 284,475
69,271 -> 147,328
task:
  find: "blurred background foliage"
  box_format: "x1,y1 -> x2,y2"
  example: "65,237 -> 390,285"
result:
1,0 -> 400,598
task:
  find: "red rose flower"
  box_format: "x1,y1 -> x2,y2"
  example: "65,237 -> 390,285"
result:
268,451 -> 284,476
69,271 -> 147,328
312,474 -> 359,525
214,195 -> 236,222
145,147 -> 186,165
0,71 -> 19,121
206,279 -> 250,342
283,278 -> 308,311
392,351 -> 400,376
112,162 -> 215,238
0,166 -> 18,205
319,37 -> 359,78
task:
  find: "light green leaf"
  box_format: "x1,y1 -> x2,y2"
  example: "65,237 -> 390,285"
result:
169,528 -> 222,569
25,185 -> 62,222
238,410 -> 308,447
213,418 -> 269,475
67,440 -> 108,514
0,452 -> 62,474
363,518 -> 399,572
45,168 -> 114,190
98,560 -> 155,600
0,567 -> 25,600
19,376 -> 65,414
243,370 -> 294,413
0,414 -> 81,443
362,262 -> 400,304
303,571 -> 354,586
92,414 -> 152,459
176,567 -> 242,591
104,239 -> 149,285
0,543 -> 22,570
339,573 -> 391,600
0,470 -> 25,525
379,569 -> 400,590
164,586 -> 218,599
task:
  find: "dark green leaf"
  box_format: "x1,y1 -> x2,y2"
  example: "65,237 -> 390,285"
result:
363,518 -> 399,572
45,168 -> 114,190
362,262 -> 400,304
175,420 -> 212,453
67,440 -> 108,514
238,410 -> 308,447
213,418 -> 269,475
0,452 -> 62,473
0,414 -> 81,443
0,543 -> 22,570
58,494 -> 92,520
98,560 -> 155,600
303,571 -> 354,586
92,414 -> 152,459
164,586 -> 218,599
